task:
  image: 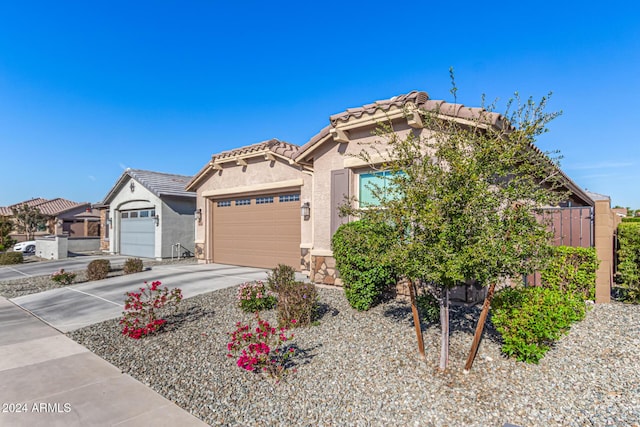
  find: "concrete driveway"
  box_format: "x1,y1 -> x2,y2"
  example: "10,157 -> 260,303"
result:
10,263 -> 290,332
0,255 -> 133,282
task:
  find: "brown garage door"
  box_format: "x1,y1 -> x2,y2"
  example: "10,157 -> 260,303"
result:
212,193 -> 301,270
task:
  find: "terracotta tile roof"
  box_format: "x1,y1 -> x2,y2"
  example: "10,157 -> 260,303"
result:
295,90 -> 506,161
329,91 -> 429,126
2,198 -> 89,216
9,198 -> 48,209
329,90 -> 504,127
32,198 -> 89,216
186,139 -> 300,191
212,138 -> 299,162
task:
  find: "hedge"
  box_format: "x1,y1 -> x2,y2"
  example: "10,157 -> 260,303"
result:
540,245 -> 599,300
616,222 -> 640,302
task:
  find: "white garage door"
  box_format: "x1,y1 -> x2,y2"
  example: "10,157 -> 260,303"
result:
120,209 -> 155,258
212,192 -> 301,270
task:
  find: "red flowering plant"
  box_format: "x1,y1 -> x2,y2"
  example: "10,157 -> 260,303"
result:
227,312 -> 297,380
120,281 -> 183,339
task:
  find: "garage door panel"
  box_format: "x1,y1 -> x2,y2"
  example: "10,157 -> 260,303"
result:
120,215 -> 155,258
212,193 -> 301,270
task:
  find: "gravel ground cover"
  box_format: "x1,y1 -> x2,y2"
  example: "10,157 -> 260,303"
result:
0,258 -> 196,298
68,285 -> 640,427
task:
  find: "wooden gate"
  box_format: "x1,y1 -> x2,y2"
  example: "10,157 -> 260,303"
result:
539,206 -> 594,248
527,206 -> 594,286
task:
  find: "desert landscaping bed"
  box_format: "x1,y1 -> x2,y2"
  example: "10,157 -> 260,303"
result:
68,285 -> 640,427
0,258 -> 196,298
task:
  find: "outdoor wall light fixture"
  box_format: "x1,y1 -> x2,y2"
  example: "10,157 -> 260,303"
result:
301,202 -> 310,220
194,208 -> 202,223
153,215 -> 160,227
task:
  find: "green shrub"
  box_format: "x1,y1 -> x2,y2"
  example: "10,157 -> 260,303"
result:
123,258 -> 144,274
332,220 -> 397,311
267,264 -> 296,292
86,259 -> 111,281
621,217 -> 640,223
237,280 -> 277,312
416,290 -> 440,324
276,281 -> 318,328
491,286 -> 586,363
0,252 -> 23,265
616,222 -> 640,302
540,246 -> 599,300
51,269 -> 76,285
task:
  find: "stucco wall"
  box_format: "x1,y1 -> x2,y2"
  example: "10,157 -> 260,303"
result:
310,119 -> 421,253
194,156 -> 311,264
68,237 -> 100,253
161,196 -> 196,258
35,236 -> 67,260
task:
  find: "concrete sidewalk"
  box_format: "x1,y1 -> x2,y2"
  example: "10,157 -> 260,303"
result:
0,297 -> 208,427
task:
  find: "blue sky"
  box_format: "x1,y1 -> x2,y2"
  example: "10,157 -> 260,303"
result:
1,1 -> 638,208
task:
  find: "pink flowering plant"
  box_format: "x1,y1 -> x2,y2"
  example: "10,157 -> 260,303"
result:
237,280 -> 277,312
50,269 -> 76,285
227,313 -> 296,379
120,280 -> 183,339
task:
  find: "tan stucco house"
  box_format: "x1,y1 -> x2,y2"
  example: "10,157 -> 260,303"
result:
0,197 -> 97,240
187,90 -> 614,300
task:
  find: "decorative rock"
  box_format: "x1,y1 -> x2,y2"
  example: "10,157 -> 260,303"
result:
61,283 -> 640,427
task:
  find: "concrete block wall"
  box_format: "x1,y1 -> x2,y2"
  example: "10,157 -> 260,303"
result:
593,199 -> 619,303
35,236 -> 68,260
68,237 -> 100,253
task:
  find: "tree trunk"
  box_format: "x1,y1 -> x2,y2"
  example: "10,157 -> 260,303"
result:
464,282 -> 497,371
439,286 -> 449,371
409,279 -> 426,360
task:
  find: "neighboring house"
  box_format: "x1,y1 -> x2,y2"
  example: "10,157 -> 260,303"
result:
0,197 -> 95,240
101,169 -> 196,259
187,90 -> 615,301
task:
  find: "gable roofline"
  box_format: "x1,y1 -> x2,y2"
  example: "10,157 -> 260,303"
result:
102,169 -> 195,204
8,198 -> 48,209
2,198 -> 90,216
294,89 -> 592,206
186,138 -> 300,191
294,90 -> 508,163
33,198 -> 91,216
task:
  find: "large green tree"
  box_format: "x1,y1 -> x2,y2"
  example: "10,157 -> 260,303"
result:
12,204 -> 47,240
347,88 -> 566,370
0,216 -> 16,251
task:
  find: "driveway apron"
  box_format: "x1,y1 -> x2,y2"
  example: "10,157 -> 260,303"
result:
10,263 -> 273,332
